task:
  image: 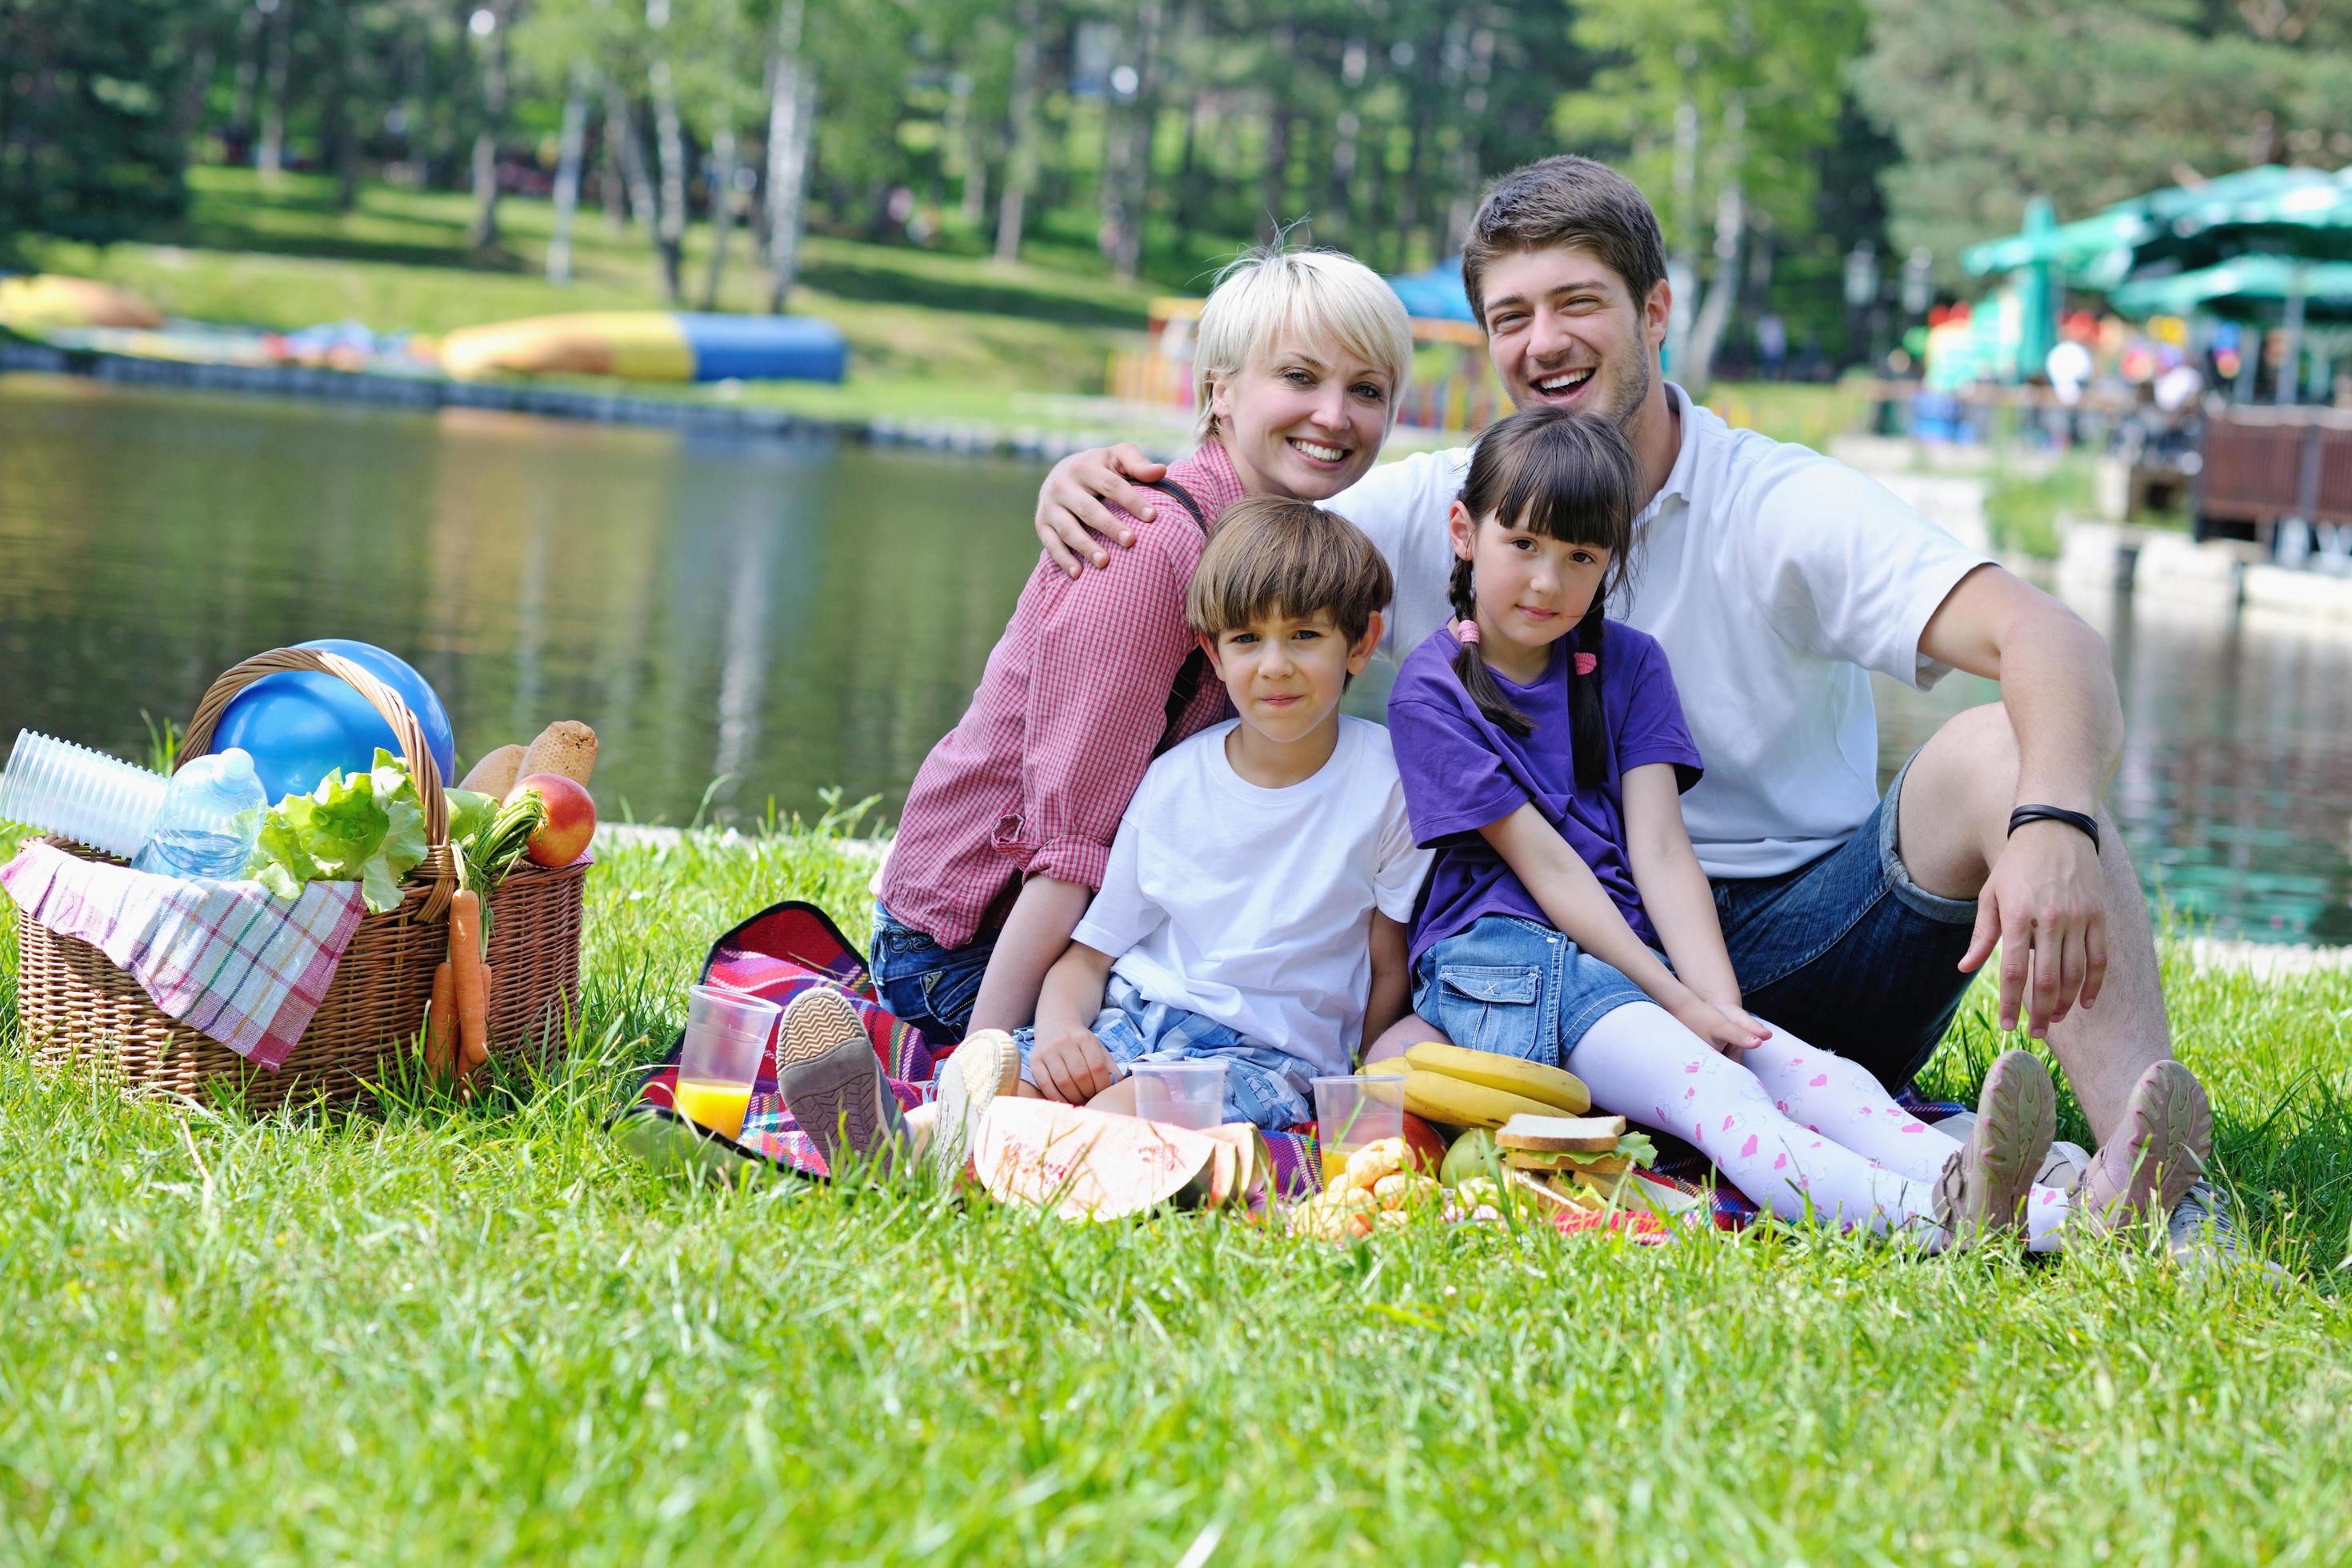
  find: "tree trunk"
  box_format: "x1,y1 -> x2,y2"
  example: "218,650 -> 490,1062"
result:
466,3 -> 510,250
1100,0 -> 1163,280
229,3 -> 262,150
701,126 -> 739,309
946,68 -> 985,226
1258,23 -> 1295,242
648,56 -> 687,302
762,0 -> 816,313
1678,100 -> 1746,399
1173,89 -> 1204,248
994,0 -> 1042,265
600,89 -> 634,231
258,1 -> 290,178
1664,90 -> 1701,379
320,2 -> 359,211
548,68 -> 590,282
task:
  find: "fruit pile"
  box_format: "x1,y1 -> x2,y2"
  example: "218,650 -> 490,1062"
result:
1284,1137 -> 1444,1241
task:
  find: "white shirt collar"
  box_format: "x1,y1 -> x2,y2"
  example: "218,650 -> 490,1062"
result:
1637,381 -> 1702,526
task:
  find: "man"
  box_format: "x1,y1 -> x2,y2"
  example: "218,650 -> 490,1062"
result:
1031,155 -> 2244,1264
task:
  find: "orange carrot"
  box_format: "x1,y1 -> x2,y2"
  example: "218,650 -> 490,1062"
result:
462,964 -> 494,1076
425,961 -> 458,1077
450,890 -> 490,1076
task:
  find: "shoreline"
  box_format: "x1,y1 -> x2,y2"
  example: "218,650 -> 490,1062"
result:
0,340 -> 1142,465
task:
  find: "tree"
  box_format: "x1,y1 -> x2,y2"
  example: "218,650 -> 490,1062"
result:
0,0 -> 201,246
1559,0 -> 1864,394
1851,0 -> 2352,280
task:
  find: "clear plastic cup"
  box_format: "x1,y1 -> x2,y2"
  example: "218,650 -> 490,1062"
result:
1129,1059 -> 1226,1130
674,984 -> 782,1141
0,730 -> 169,859
1313,1073 -> 1406,1185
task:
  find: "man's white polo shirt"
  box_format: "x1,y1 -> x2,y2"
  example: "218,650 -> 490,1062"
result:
1329,383 -> 1993,879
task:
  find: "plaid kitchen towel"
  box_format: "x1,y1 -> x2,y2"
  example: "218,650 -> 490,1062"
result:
1,838 -> 367,1070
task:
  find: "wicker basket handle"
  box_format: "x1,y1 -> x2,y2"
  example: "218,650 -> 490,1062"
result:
177,648 -> 459,922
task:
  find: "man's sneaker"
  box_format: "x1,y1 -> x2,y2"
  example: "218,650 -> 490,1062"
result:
2077,1060 -> 2210,1232
927,1028 -> 1021,1182
1933,1050 -> 2057,1247
2166,1178 -> 2292,1285
778,989 -> 910,1178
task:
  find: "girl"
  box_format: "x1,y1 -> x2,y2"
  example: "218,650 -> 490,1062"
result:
1385,406 -> 2197,1247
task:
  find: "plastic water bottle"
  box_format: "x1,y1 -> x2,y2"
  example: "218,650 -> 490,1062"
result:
131,750 -> 269,880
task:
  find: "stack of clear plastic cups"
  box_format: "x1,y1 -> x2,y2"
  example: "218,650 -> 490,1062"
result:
0,729 -> 170,860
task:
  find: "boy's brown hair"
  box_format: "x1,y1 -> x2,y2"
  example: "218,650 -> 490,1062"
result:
1460,155 -> 1667,327
1186,497 -> 1394,646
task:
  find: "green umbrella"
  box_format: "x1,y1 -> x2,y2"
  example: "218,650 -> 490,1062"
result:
2110,257 -> 2352,322
1962,166 -> 2341,283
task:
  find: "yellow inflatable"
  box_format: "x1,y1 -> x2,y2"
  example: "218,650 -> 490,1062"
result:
0,276 -> 166,334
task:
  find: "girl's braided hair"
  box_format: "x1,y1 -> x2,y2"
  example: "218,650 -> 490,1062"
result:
1448,405 -> 1642,790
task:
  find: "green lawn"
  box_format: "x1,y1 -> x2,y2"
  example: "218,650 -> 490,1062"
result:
4,821 -> 2350,1562
20,167 -> 1165,429
20,170 -> 1862,450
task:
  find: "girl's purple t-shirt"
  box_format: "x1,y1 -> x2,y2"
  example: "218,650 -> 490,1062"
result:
1386,620 -> 1704,966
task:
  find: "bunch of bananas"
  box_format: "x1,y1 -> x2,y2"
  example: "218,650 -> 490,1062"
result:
1398,1042 -> 1591,1129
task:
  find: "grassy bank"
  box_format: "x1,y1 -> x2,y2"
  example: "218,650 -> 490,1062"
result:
22,168 -> 1866,450
4,822 -> 2350,1562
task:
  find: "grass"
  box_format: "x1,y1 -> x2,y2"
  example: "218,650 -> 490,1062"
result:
5,818 -> 2352,1562
1986,456 -> 2099,561
18,169 -> 1865,450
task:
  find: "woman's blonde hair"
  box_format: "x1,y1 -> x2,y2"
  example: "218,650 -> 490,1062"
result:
1193,246 -> 1414,442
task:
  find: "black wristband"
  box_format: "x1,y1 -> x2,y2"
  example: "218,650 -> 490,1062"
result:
2007,805 -> 2099,854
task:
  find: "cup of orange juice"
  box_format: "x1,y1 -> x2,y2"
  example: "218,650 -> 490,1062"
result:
674,984 -> 781,1141
1312,1073 -> 1405,1185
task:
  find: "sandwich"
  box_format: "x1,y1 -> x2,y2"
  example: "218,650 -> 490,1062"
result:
1494,1113 -> 1660,1210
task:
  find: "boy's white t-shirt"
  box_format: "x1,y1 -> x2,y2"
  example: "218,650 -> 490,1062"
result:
1330,384 -> 1993,879
1070,715 -> 1432,1078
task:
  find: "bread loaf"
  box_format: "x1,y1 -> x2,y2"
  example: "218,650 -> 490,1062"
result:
514,721 -> 597,790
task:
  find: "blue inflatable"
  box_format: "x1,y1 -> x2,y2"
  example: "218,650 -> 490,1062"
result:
211,638 -> 457,806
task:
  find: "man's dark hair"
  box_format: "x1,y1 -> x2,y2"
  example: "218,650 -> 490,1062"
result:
1460,155 -> 1668,326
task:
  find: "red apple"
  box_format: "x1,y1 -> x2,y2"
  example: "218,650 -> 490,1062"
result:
516,773 -> 596,866
1397,1111 -> 1449,1176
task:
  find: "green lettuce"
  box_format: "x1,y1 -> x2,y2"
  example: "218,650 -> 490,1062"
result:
246,749 -> 430,913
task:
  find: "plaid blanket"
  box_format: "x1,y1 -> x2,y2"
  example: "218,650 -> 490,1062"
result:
622,899 -> 1963,1223
2,838 -> 368,1070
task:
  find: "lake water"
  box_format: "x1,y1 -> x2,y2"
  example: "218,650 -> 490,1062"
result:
5,374 -> 2350,945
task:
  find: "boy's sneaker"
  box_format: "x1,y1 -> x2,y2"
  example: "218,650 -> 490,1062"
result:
928,1028 -> 1021,1182
778,989 -> 910,1178
1933,1050 -> 2056,1247
2076,1060 -> 2211,1233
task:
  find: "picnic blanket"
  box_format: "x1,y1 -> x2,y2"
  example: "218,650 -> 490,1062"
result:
618,898 -> 1964,1224
1,838 -> 368,1070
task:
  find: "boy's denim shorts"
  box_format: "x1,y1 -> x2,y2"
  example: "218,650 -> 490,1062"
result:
867,899 -> 998,1047
1710,752 -> 1978,1090
1012,974 -> 1317,1130
1410,914 -> 1654,1068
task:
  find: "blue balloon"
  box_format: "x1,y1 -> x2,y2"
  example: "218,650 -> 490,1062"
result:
211,638 -> 457,806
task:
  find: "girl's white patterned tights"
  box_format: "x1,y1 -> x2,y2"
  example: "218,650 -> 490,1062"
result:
1566,1002 -> 2070,1249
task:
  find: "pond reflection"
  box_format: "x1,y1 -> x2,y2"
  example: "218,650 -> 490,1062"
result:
3,375 -> 2347,944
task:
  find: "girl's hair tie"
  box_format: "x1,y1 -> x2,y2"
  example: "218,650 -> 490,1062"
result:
1573,652 -> 1598,676
1453,618 -> 1482,648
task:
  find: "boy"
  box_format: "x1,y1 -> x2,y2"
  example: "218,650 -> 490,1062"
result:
1013,498 -> 1431,1128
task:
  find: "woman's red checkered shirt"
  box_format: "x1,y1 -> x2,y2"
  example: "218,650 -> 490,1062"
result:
879,441 -> 1248,948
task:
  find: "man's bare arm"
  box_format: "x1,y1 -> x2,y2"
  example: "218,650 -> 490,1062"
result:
1918,564 -> 2122,1034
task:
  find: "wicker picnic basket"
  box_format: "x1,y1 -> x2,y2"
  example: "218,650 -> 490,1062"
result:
13,647 -> 589,1112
